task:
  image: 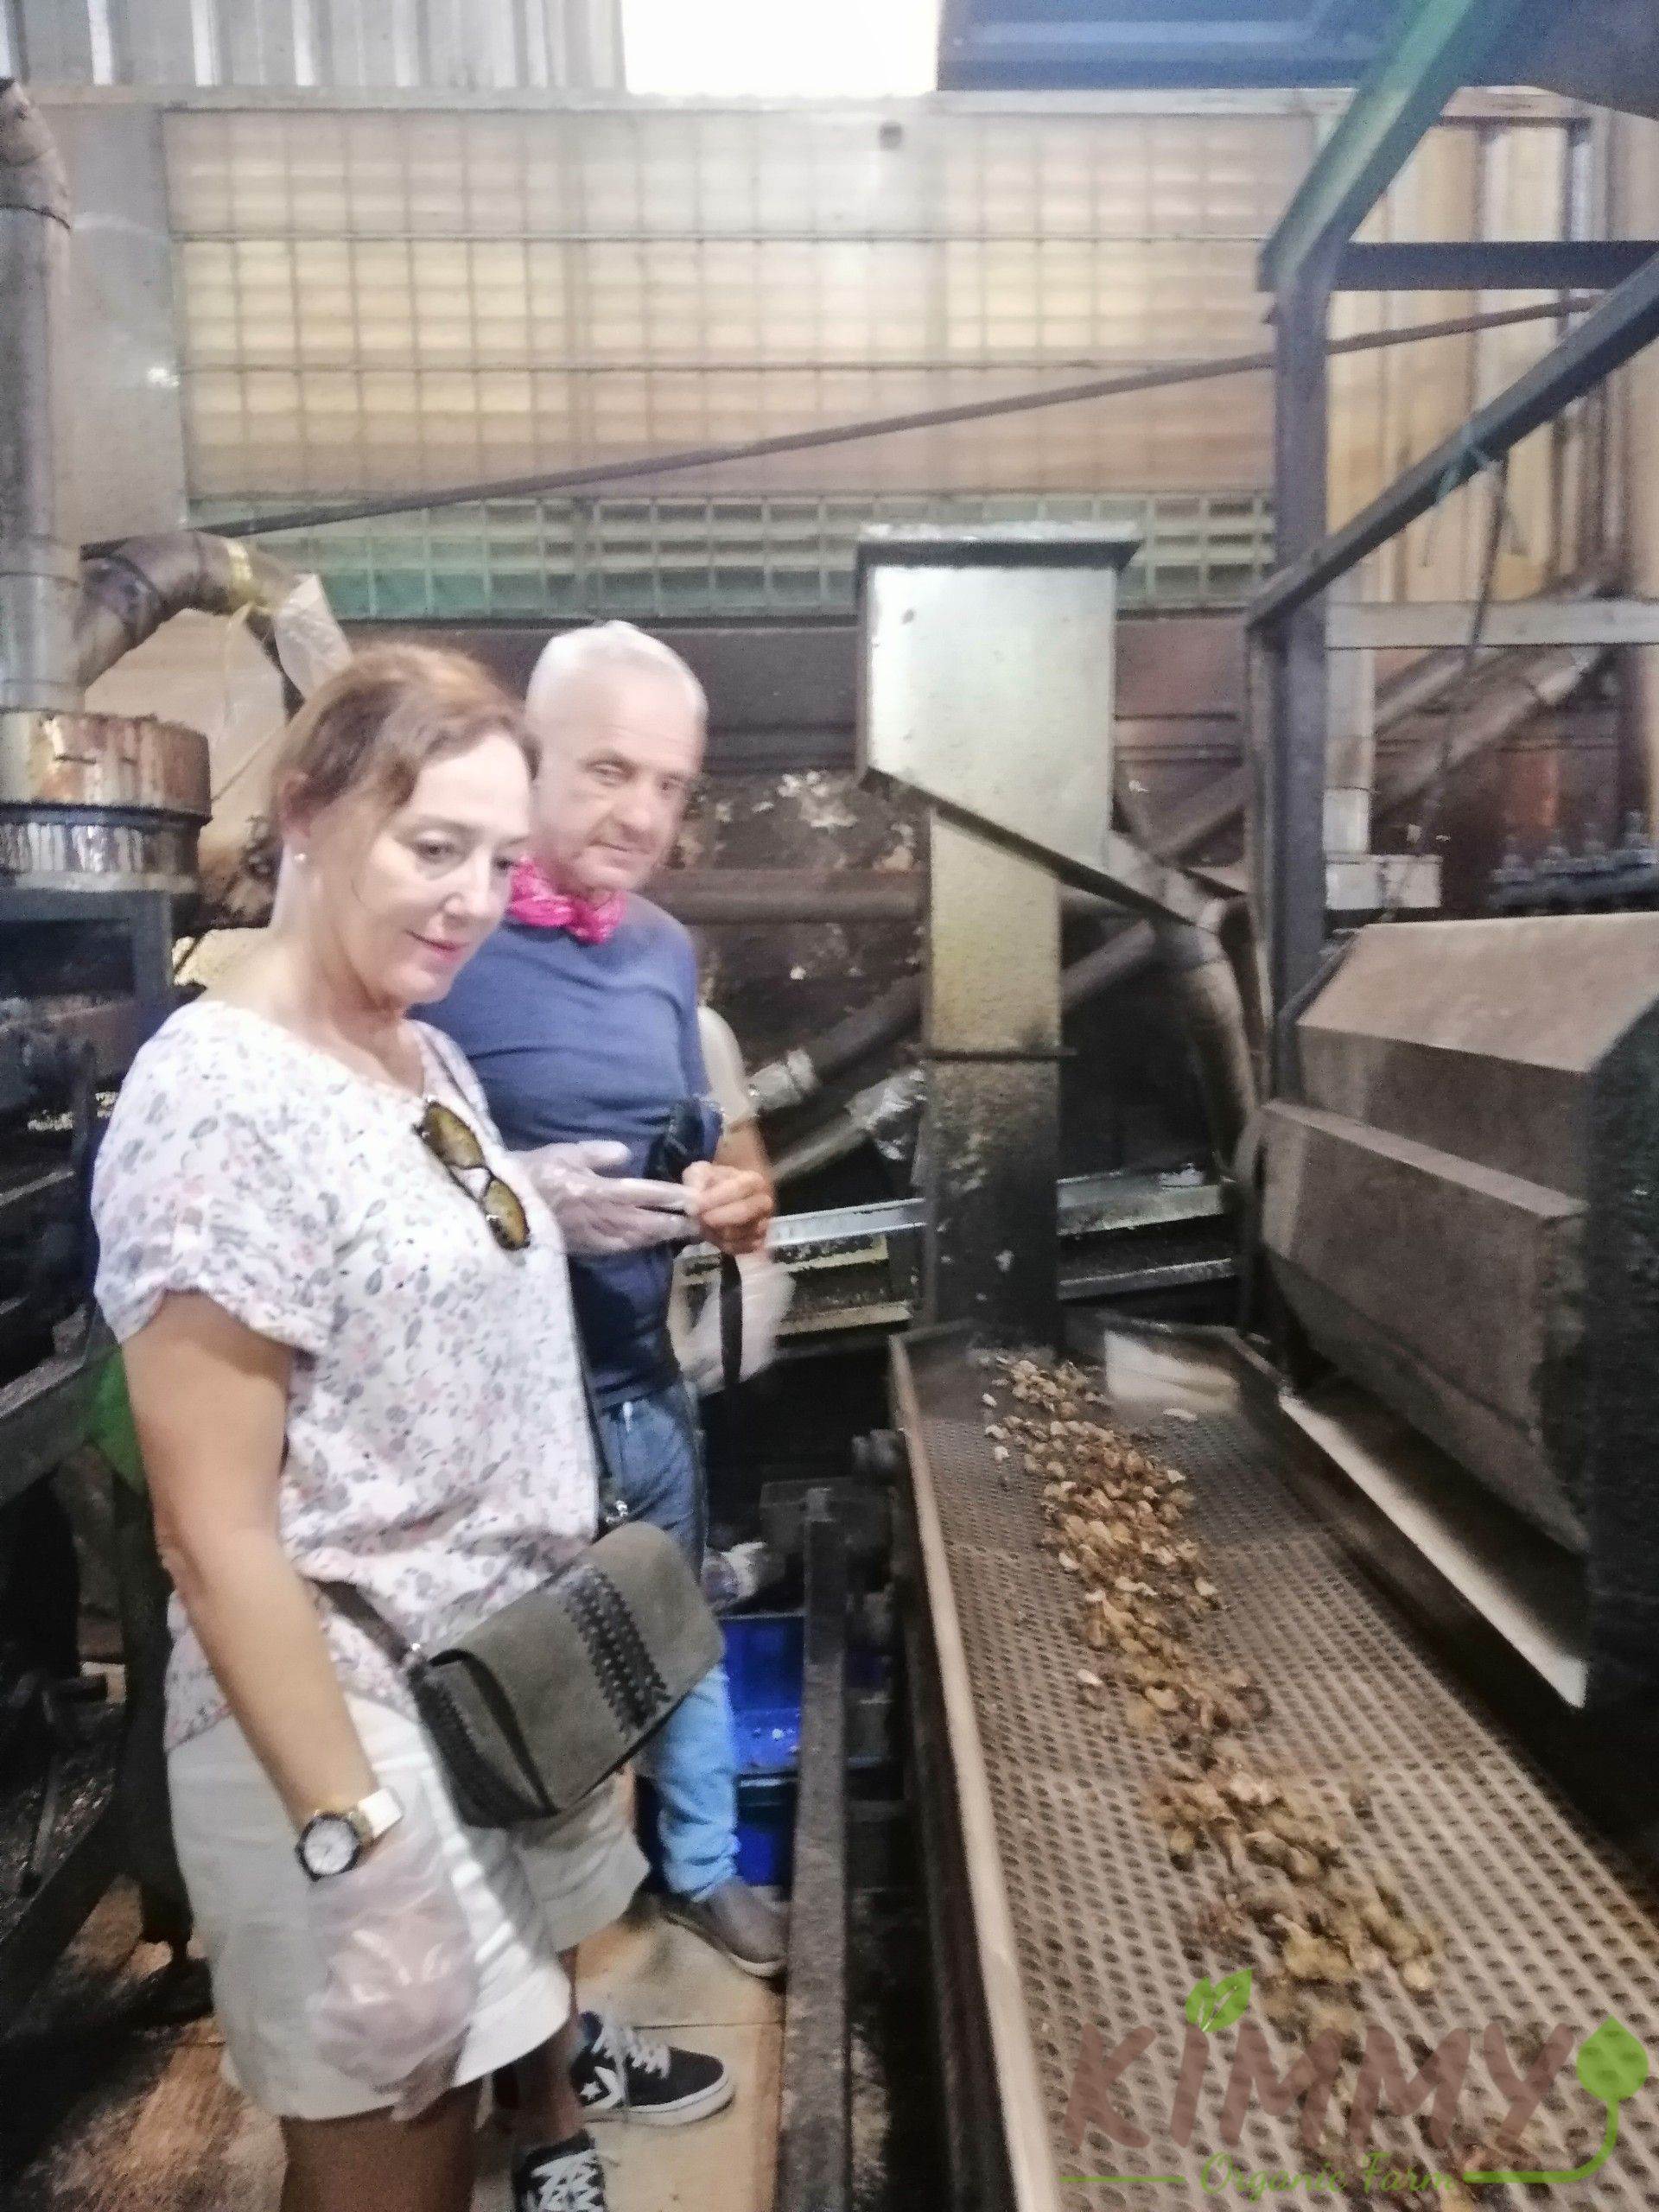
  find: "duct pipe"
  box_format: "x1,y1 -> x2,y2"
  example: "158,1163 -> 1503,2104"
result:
772,920 -> 1162,1184
752,900 -> 1145,1118
752,975 -> 924,1118
0,81 -> 77,712
665,870 -> 926,927
1375,645 -> 1606,815
1146,586 -> 1608,867
74,533 -> 306,692
656,868 -> 1114,929
1150,911 -> 1257,1175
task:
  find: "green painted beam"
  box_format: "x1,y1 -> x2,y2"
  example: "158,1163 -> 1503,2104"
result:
1260,0 -> 1538,294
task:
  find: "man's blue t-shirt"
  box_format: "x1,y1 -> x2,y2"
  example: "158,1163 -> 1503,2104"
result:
428,898 -> 711,1405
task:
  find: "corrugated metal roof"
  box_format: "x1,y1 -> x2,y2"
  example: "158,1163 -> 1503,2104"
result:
938,0 -> 1409,90
0,0 -> 623,91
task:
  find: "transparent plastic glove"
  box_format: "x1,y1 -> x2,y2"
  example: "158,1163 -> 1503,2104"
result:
519,1139 -> 691,1255
680,1253 -> 796,1395
304,1809 -> 478,2121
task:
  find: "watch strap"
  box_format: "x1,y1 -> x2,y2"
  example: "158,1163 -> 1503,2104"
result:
350,1785 -> 404,1847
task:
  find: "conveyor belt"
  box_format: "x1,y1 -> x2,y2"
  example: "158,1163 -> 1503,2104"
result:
894,1330 -> 1659,2212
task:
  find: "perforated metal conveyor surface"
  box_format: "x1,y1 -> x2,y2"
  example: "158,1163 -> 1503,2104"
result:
893,1332 -> 1659,2212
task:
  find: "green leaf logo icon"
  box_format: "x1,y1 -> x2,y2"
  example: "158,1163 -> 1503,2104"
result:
1185,1969 -> 1252,2034
1577,2018 -> 1650,2107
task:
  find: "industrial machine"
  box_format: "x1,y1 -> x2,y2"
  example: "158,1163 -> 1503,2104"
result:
1264,915 -> 1659,1707
0,81 -> 333,2019
13,15 -> 1659,2207
754,504 -> 1659,2212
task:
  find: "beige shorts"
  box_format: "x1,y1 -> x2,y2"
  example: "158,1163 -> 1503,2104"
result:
168,1696 -> 647,2120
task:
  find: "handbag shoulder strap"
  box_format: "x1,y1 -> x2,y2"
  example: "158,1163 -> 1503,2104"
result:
578,1344 -> 630,1529
719,1254 -> 743,1397
314,1579 -> 421,1668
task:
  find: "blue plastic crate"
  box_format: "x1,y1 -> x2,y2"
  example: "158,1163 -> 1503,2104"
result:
634,1610 -> 805,1896
734,1773 -> 795,1890
723,1611 -> 804,1777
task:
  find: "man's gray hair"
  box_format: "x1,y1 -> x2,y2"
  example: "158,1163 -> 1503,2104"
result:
526,620 -> 706,728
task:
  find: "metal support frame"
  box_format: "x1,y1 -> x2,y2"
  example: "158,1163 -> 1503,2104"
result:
1330,595 -> 1659,649
898,1465 -> 1018,2212
1255,251 -> 1659,633
0,1719 -> 122,2018
1259,252 -> 1338,1057
1259,0 -> 1537,293
0,1337 -> 101,1511
1250,0 -> 1659,1033
775,1491 -> 850,2212
1335,239 -> 1659,290
891,1336 -> 1062,2212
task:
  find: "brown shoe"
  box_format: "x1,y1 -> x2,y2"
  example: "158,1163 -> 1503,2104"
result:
662,1878 -> 787,1979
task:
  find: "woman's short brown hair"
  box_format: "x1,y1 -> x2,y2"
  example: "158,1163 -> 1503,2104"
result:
244,645 -> 535,885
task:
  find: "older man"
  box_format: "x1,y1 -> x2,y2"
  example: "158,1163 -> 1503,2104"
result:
430,624 -> 783,1996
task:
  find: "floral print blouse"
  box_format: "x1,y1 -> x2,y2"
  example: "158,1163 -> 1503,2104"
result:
92,996 -> 597,1749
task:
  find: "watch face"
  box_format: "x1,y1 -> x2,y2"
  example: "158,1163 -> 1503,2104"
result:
300,1812 -> 359,1880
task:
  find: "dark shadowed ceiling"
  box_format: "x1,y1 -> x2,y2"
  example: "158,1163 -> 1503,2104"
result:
937,0 -> 1411,92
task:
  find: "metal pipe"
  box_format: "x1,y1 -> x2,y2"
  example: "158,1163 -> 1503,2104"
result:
1611,117 -> 1659,836
0,83 -> 76,712
662,869 -> 925,926
202,302 -> 1587,544
658,868 -> 1115,927
1375,644 -> 1607,815
753,976 -> 924,1118
1144,579 -> 1611,865
74,533 -> 302,691
1150,914 -> 1258,1176
772,922 -> 1160,1181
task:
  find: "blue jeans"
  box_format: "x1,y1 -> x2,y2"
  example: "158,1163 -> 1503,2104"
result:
598,1377 -> 738,1901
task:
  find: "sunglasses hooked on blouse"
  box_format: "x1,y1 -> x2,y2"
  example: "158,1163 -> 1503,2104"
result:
416,1099 -> 531,1252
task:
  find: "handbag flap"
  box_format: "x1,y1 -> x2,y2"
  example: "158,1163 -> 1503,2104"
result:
423,1522 -> 722,1811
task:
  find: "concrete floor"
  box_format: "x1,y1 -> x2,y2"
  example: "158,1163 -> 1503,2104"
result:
3,1880 -> 784,2211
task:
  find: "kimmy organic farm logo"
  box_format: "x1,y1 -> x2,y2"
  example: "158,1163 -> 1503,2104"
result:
1062,1968 -> 1649,2199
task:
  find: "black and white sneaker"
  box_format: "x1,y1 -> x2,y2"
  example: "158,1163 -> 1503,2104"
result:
569,2009 -> 734,2126
512,2128 -> 608,2212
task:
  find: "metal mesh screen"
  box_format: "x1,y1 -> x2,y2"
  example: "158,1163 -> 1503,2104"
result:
901,1335 -> 1659,2210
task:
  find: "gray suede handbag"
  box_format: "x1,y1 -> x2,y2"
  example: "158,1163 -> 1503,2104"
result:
318,1376 -> 721,1828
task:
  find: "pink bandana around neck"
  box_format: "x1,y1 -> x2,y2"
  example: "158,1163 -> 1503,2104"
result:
506,857 -> 626,944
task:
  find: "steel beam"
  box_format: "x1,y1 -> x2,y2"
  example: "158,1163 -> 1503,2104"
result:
1259,0 -> 1536,294
775,1492 -> 849,2212
1262,255 -> 1337,1046
1335,239 -> 1659,291
1330,597 -> 1659,649
1252,249 -> 1659,633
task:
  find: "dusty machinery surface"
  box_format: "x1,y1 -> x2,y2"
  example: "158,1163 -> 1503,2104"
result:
1262,914 -> 1659,1707
823,525 -> 1659,2212
855,521 -> 1254,1342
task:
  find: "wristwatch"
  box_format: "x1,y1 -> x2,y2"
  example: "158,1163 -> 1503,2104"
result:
295,1786 -> 404,1881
